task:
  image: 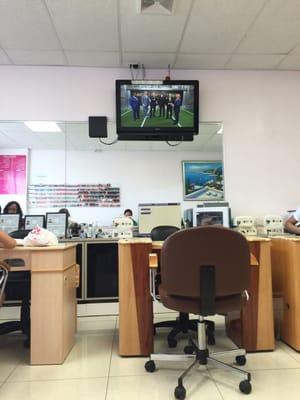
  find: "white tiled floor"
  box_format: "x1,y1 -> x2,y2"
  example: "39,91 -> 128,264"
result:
1,314 -> 300,399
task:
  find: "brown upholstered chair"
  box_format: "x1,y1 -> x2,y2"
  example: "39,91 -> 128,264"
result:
151,225 -> 215,347
0,233 -> 30,346
145,226 -> 252,399
0,261 -> 10,307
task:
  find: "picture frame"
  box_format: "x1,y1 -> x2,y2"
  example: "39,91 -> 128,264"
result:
182,161 -> 224,201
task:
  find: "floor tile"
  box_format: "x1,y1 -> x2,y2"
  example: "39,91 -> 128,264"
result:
77,316 -> 116,334
277,340 -> 300,363
210,368 -> 300,400
106,370 -> 223,400
7,333 -> 114,382
0,377 -> 108,400
110,330 -> 194,377
0,334 -> 26,381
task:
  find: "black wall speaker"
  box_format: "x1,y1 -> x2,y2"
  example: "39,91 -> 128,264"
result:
88,116 -> 108,138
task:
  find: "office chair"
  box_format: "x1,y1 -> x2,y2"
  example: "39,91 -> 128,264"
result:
0,230 -> 31,346
151,225 -> 215,348
0,260 -> 9,306
145,226 -> 251,399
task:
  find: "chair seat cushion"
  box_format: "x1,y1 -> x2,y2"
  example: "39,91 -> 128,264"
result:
159,285 -> 242,315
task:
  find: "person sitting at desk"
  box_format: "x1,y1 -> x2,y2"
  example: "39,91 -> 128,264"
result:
124,209 -> 138,226
284,208 -> 300,234
3,201 -> 23,217
58,208 -> 76,226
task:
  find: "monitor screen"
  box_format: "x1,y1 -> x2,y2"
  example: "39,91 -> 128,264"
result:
138,203 -> 181,235
24,215 -> 45,229
194,207 -> 230,228
0,214 -> 20,233
116,80 -> 199,141
46,212 -> 67,239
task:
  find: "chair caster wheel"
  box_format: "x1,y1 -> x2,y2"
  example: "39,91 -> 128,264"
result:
144,360 -> 156,373
239,380 -> 251,394
168,338 -> 177,348
236,355 -> 246,366
183,345 -> 194,354
174,385 -> 186,399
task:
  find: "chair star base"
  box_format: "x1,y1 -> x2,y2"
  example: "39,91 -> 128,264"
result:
145,317 -> 252,399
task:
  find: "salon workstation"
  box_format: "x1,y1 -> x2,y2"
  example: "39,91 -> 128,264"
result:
2,2 -> 300,399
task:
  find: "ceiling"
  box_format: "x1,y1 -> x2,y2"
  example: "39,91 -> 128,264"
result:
0,121 -> 222,152
0,0 -> 300,71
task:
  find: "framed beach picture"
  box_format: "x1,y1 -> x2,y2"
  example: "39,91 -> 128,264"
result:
182,161 -> 224,201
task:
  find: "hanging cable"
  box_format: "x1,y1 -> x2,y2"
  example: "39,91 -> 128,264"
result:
98,137 -> 118,146
166,140 -> 182,147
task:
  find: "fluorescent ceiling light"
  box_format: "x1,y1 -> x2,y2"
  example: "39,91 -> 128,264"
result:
24,121 -> 61,132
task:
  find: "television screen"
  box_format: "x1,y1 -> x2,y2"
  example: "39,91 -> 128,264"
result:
116,80 -> 199,141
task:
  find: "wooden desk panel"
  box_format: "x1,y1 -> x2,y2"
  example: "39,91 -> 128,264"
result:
118,239 -> 153,356
271,237 -> 300,351
0,244 -> 77,365
225,239 -> 275,351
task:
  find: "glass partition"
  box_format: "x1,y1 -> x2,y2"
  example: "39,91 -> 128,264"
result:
0,120 -> 223,224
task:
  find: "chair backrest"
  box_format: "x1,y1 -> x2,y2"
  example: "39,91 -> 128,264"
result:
9,229 -> 31,239
150,225 -> 180,241
160,226 -> 250,299
0,261 -> 10,306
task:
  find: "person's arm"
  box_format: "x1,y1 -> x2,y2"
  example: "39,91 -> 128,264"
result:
0,231 -> 16,248
284,215 -> 300,234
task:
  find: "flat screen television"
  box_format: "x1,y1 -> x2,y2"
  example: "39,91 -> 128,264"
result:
116,80 -> 199,141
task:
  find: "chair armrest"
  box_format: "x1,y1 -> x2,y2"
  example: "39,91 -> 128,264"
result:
0,260 -> 11,272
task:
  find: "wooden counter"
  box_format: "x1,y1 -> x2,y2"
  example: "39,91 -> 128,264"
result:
271,236 -> 300,351
0,244 -> 77,365
118,238 -> 153,356
225,237 -> 275,352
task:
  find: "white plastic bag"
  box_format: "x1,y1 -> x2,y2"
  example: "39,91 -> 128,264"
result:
23,226 -> 58,246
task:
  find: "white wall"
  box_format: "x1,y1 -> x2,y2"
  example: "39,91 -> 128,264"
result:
1,66 -> 300,220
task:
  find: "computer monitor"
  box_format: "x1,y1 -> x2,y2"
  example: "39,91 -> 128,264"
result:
138,203 -> 181,236
24,215 -> 45,229
0,214 -> 21,233
193,206 -> 230,228
46,212 -> 67,239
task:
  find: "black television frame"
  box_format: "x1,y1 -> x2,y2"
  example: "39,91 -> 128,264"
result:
116,79 -> 199,141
